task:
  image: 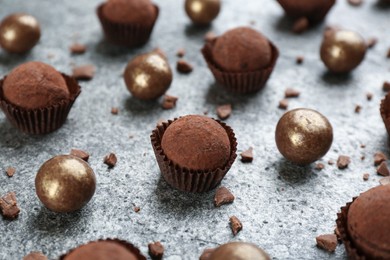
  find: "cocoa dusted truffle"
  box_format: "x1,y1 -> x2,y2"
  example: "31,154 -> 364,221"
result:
209,242 -> 270,260
277,0 -> 336,23
61,239 -> 146,260
151,115 -> 237,192
102,0 -> 156,25
337,185 -> 390,259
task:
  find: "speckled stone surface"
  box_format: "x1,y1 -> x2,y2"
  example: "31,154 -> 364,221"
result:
0,0 -> 389,259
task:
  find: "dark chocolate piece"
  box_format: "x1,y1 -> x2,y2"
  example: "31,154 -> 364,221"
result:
377,161 -> 390,176
161,95 -> 178,110
72,65 -> 96,81
278,99 -> 288,110
315,163 -> 325,170
240,147 -> 253,163
374,152 -> 387,166
216,104 -> 232,120
316,234 -> 337,252
176,48 -> 185,57
363,173 -> 369,181
70,43 -> 87,54
337,155 -> 351,169
355,105 -> 362,113
104,153 -> 117,168
148,241 -> 164,260
214,187 -> 235,207
366,92 -> 373,101
0,192 -> 20,219
111,107 -> 119,115
285,88 -> 300,98
177,60 -> 193,74
6,167 -> 15,177
296,56 -> 304,64
133,206 -> 140,213
229,216 -> 242,236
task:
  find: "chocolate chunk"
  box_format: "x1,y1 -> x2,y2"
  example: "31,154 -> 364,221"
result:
379,176 -> 390,185
177,59 -> 193,74
296,56 -> 304,64
387,48 -> 390,58
148,241 -> 164,260
134,206 -> 140,213
361,155 -> 365,161
315,163 -> 325,170
285,88 -> 300,98
70,149 -> 90,162
366,92 -> 373,101
216,104 -> 232,120
69,43 -> 87,54
104,153 -> 117,168
204,31 -> 216,42
161,95 -> 178,110
363,173 -> 369,181
383,81 -> 390,92
334,227 -> 342,242
374,152 -> 387,166
278,99 -> 288,110
6,167 -> 15,177
316,234 -> 337,252
23,252 -> 47,260
229,216 -> 243,236
292,17 -> 309,34
377,161 -> 390,176
111,107 -> 119,115
328,159 -> 334,165
240,147 -> 253,163
0,192 -> 20,219
176,48 -> 185,57
355,105 -> 362,113
337,155 -> 351,169
348,0 -> 363,6
72,65 -> 96,81
361,144 -> 366,148
199,248 -> 216,260
366,38 -> 377,49
214,187 -> 235,207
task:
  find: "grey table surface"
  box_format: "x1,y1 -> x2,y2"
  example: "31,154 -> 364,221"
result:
0,0 -> 389,259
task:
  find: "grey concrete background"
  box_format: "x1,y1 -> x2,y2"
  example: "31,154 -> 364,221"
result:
0,0 -> 389,259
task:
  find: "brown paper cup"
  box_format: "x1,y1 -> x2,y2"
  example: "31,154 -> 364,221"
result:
97,3 -> 159,48
201,39 -> 279,94
0,74 -> 81,135
60,238 -> 146,260
151,118 -> 237,193
381,94 -> 390,137
276,0 -> 336,23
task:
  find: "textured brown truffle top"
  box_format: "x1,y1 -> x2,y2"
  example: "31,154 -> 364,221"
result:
2,61 -> 69,110
64,241 -> 138,260
277,0 -> 336,22
102,0 -> 156,25
209,242 -> 270,260
161,115 -> 231,171
347,185 -> 390,259
211,27 -> 272,72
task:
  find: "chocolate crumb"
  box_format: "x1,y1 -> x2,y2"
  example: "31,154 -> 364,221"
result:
374,152 -> 387,166
6,167 -> 15,177
348,0 -> 363,6
387,48 -> 390,58
229,216 -> 243,236
366,37 -> 377,49
292,17 -> 309,34
23,252 -> 48,260
383,81 -> 390,92
278,99 -> 288,110
316,234 -> 337,252
161,95 -> 178,110
337,155 -> 351,169
176,48 -> 185,57
70,149 -> 90,162
361,144 -> 366,148
69,43 -> 87,54
217,104 -> 232,120
199,248 -> 216,260
363,173 -> 369,181
334,227 -> 342,242
285,88 -> 300,98
366,92 -> 373,101
148,241 -> 164,260
377,161 -> 390,176
296,56 -> 304,64
315,163 -> 325,170
328,159 -> 335,165
240,147 -> 253,163
214,187 -> 235,207
134,206 -> 140,213
361,155 -> 365,161
0,192 -> 20,220
354,105 -> 362,113
204,31 -> 216,42
72,64 -> 95,81
177,59 -> 193,74
380,176 -> 390,185
111,107 -> 119,115
104,153 -> 117,168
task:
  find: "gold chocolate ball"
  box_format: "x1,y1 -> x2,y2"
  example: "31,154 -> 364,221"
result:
35,155 -> 96,213
209,242 -> 270,260
320,29 -> 366,73
0,13 -> 41,53
275,108 -> 333,165
185,0 -> 221,25
124,51 -> 172,100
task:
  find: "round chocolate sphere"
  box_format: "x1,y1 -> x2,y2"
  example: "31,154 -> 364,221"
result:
0,13 -> 40,53
35,155 -> 96,213
209,242 -> 270,260
3,61 -> 69,110
275,108 -> 333,165
320,30 -> 367,73
124,51 -> 172,100
185,0 -> 221,25
212,27 -> 272,72
347,185 -> 390,259
161,115 -> 231,171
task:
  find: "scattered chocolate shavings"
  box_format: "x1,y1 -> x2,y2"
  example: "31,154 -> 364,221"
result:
240,147 -> 253,163
0,192 -> 20,220
328,159 -> 335,165
6,167 -> 15,177
199,248 -> 216,260
361,155 -> 365,161
348,0 -> 363,6
296,56 -> 304,64
148,241 -> 164,260
72,65 -> 95,81
315,163 -> 325,170
377,161 -> 390,176
383,81 -> 390,92
69,43 -> 87,54
374,152 -> 387,166
354,105 -> 362,113
316,234 -> 337,252
217,104 -> 232,120
366,37 -> 377,49
363,173 -> 369,181
229,216 -> 243,236
337,155 -> 351,169
111,107 -> 119,115
278,99 -> 288,110
176,48 -> 185,57
204,31 -> 216,42
334,227 -> 342,242
285,88 -> 300,98
214,187 -> 235,207
161,95 -> 178,110
292,17 -> 309,34
366,92 -> 373,101
380,176 -> 390,185
104,153 -> 117,168
70,149 -> 90,162
134,206 -> 140,213
177,59 -> 193,74
360,144 -> 366,148
23,252 -> 48,260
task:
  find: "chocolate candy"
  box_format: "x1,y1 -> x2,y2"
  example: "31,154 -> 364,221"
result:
185,0 -> 221,25
275,108 -> 333,165
209,242 -> 270,260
